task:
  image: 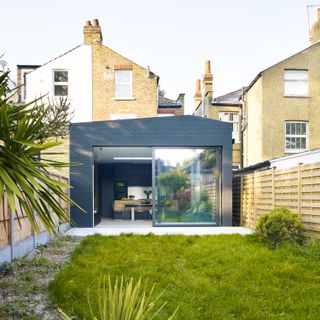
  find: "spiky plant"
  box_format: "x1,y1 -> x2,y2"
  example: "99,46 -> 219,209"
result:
0,71 -> 81,234
60,275 -> 178,320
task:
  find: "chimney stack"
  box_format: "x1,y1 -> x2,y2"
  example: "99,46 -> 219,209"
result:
202,60 -> 213,116
194,79 -> 202,108
310,8 -> 320,44
83,18 -> 103,45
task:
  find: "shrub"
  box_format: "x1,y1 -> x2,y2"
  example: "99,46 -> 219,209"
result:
255,207 -> 305,247
59,275 -> 178,320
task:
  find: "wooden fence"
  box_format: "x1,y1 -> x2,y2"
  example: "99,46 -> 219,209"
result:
0,173 -> 69,249
233,162 -> 320,233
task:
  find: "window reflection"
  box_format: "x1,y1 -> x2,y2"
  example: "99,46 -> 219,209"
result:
155,148 -> 219,225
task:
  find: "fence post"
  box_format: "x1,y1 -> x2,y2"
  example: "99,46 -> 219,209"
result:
272,167 -> 276,209
297,163 -> 303,218
253,172 -> 257,227
240,175 -> 243,227
10,209 -> 14,262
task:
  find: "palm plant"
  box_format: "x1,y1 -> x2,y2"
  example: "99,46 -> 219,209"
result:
0,71 -> 80,234
60,275 -> 178,320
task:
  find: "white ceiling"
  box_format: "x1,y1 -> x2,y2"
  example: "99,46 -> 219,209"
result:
93,147 -> 152,164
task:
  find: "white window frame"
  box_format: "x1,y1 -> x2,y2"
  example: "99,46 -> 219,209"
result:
114,70 -> 132,99
284,69 -> 308,97
53,70 -> 69,97
219,111 -> 240,143
284,121 -> 308,153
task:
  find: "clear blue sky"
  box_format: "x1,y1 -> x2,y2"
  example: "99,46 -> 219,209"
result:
2,0 -> 318,113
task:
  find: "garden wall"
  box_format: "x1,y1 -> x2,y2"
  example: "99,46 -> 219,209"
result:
0,173 -> 70,262
233,162 -> 320,233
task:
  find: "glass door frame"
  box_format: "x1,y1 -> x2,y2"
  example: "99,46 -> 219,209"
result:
151,146 -> 222,227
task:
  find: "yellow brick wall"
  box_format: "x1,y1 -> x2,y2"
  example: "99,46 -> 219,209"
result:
92,44 -> 158,120
208,105 -> 241,167
244,43 -> 320,166
42,136 -> 69,178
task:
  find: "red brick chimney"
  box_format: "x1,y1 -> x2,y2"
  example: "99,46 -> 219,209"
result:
83,19 -> 103,45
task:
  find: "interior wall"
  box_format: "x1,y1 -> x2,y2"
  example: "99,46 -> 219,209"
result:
97,163 -> 151,218
114,163 -> 152,187
98,164 -> 115,218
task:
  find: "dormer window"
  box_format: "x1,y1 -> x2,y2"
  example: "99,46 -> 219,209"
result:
114,70 -> 132,99
53,70 -> 68,96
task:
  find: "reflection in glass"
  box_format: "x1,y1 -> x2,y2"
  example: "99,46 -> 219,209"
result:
155,148 -> 219,225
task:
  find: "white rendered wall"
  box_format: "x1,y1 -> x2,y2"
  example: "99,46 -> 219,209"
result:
26,45 -> 92,123
270,149 -> 320,169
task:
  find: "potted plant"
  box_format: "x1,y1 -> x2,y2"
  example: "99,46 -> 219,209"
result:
144,190 -> 152,202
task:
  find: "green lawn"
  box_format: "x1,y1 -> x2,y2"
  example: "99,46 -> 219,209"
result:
50,234 -> 320,320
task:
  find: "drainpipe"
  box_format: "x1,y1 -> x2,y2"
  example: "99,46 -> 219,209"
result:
240,86 -> 246,169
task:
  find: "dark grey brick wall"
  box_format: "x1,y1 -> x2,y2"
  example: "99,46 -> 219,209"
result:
70,115 -> 232,227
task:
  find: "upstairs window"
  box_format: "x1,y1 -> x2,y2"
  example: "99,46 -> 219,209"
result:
285,121 -> 307,152
53,70 -> 68,96
115,70 -> 132,99
284,70 -> 308,97
219,111 -> 240,143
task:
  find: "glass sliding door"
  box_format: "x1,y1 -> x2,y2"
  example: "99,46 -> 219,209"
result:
154,148 -> 221,226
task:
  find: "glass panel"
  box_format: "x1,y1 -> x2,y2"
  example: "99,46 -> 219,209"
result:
286,122 -> 290,135
54,71 -> 68,82
155,148 -> 219,225
296,137 -> 301,149
285,137 -> 290,150
54,85 -> 68,96
296,123 -> 301,134
290,123 -> 296,135
301,138 -> 306,149
284,70 -> 308,80
290,137 -> 296,149
301,123 -> 306,135
115,70 -> 131,83
285,80 -> 308,96
115,84 -> 132,98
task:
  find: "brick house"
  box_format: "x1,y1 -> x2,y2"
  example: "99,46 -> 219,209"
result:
18,19 -> 184,176
19,19 -> 184,121
17,19 -> 233,228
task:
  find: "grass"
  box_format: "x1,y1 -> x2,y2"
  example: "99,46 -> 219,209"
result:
49,234 -> 320,320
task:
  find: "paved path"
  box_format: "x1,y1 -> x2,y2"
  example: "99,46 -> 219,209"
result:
67,226 -> 253,237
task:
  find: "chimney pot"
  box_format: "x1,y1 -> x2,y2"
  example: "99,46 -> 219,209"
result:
317,8 -> 320,21
205,60 -> 211,74
86,20 -> 92,26
93,19 -> 99,26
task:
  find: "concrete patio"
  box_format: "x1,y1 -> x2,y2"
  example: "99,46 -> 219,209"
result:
67,219 -> 252,237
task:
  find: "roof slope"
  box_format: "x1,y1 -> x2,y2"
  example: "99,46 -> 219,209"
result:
212,88 -> 243,105
245,41 -> 320,93
158,95 -> 182,108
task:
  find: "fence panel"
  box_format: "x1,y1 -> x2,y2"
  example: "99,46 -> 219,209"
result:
0,173 -> 70,250
234,162 -> 320,233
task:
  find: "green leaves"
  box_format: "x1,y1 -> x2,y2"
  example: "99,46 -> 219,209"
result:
60,275 -> 178,320
0,71 -> 82,235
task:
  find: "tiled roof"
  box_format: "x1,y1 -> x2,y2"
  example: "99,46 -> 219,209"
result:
212,88 -> 243,105
158,95 -> 182,108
